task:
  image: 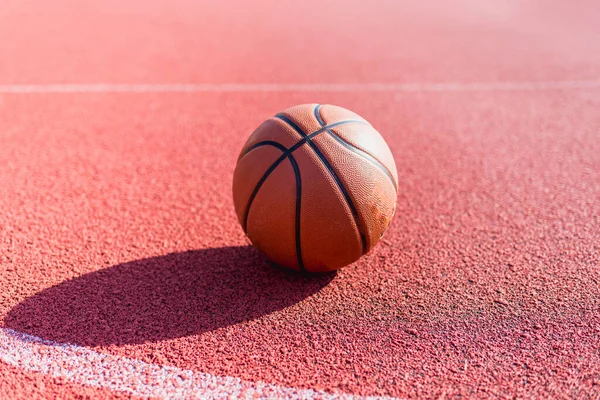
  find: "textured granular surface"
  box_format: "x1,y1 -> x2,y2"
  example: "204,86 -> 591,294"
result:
1,0 -> 600,398
0,361 -> 135,400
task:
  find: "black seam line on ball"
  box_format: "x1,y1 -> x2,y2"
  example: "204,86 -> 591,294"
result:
238,140 -> 288,160
288,153 -> 306,272
241,120 -> 369,232
314,105 -> 398,192
313,105 -> 368,254
274,114 -> 307,137
239,142 -> 305,271
327,132 -> 398,192
276,107 -> 367,255
240,119 -> 369,159
242,150 -> 288,233
313,104 -> 327,126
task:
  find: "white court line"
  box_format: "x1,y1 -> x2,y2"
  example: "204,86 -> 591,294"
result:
0,327 -> 395,399
0,80 -> 600,93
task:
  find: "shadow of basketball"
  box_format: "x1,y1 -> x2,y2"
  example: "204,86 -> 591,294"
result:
4,246 -> 334,346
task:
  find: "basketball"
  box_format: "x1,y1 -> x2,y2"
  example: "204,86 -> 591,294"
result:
232,104 -> 398,273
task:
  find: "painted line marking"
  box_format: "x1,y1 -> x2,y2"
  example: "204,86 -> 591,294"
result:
0,80 -> 599,93
0,327 -> 396,399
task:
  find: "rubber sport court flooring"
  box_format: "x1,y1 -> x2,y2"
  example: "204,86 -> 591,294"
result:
1,0 -> 600,398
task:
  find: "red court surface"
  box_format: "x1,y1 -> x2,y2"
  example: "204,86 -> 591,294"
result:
1,0 -> 600,398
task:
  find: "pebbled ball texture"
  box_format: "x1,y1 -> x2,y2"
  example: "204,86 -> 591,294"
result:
232,104 -> 398,273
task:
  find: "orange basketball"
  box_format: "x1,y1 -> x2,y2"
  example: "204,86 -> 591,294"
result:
232,104 -> 398,273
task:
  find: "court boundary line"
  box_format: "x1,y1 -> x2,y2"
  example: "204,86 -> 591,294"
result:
0,327 -> 396,399
0,80 -> 600,93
